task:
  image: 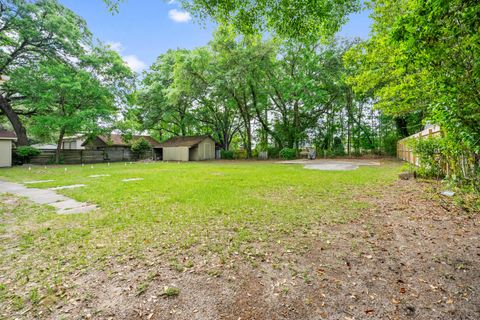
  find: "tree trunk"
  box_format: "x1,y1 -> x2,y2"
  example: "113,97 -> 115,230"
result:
56,127 -> 66,164
0,95 -> 28,145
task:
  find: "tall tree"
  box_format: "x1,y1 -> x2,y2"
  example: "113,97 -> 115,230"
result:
0,0 -> 92,145
8,47 -> 133,162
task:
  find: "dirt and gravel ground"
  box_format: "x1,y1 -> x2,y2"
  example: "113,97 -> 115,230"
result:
38,179 -> 478,320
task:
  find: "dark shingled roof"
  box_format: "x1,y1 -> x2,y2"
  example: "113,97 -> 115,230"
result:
158,135 -> 212,148
84,134 -> 161,148
0,130 -> 17,139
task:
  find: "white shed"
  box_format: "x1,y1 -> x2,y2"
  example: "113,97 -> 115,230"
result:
158,135 -> 216,161
0,130 -> 17,167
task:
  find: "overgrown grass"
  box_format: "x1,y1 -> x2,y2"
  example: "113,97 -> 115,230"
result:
0,161 -> 400,314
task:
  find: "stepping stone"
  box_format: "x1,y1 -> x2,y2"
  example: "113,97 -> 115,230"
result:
0,180 -> 97,215
24,180 -> 55,184
49,184 -> 86,191
59,204 -> 97,215
89,174 -> 110,178
122,178 -> 144,182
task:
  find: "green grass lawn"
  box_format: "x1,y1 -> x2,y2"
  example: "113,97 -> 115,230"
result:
0,161 -> 400,313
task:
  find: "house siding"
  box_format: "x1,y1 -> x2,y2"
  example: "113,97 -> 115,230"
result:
0,140 -> 12,167
163,147 -> 189,161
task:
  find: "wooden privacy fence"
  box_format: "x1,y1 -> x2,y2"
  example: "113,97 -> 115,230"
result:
29,149 -> 152,165
397,125 -> 441,166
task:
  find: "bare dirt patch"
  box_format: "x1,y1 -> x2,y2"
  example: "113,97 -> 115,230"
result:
37,180 -> 479,320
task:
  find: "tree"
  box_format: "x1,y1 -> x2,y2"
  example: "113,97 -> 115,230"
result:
346,0 -> 480,186
137,50 -> 194,138
8,46 -> 133,163
0,0 -> 92,145
131,137 -> 151,159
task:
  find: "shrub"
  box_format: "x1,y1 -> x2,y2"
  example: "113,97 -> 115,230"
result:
332,137 -> 345,156
411,137 -> 444,179
279,148 -> 297,160
131,138 -> 151,158
220,149 -> 234,160
267,146 -> 281,159
15,146 -> 41,164
233,149 -> 248,159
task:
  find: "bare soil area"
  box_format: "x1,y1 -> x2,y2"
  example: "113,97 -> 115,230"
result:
43,179 -> 479,320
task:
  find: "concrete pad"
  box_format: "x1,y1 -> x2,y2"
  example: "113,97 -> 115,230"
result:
122,178 -> 144,182
49,184 -> 86,191
24,180 -> 55,184
304,164 -> 359,171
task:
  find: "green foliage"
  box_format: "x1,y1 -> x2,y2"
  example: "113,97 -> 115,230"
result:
279,148 -> 296,160
346,0 -> 480,188
332,137 -> 345,157
410,137 -> 444,179
104,0 -> 360,41
131,138 -> 151,157
233,149 -> 248,160
220,150 -> 234,160
266,147 -> 281,159
15,146 -> 40,164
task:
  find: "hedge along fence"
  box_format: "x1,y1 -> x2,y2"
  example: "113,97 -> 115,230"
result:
29,149 -> 154,165
397,125 -> 441,166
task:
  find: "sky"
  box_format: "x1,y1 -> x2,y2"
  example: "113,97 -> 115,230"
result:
59,0 -> 372,72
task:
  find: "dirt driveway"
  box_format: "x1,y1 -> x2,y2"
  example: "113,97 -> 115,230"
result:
41,179 -> 479,320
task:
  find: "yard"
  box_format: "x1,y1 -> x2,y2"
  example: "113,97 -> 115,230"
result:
0,161 -> 479,319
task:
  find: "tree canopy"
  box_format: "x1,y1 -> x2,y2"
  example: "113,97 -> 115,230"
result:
103,0 -> 360,41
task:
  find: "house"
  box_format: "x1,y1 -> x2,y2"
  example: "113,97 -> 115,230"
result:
62,134 -> 86,150
82,134 -> 162,160
0,130 -> 17,167
158,135 -> 216,161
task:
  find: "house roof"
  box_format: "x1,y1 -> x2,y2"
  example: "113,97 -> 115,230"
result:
158,135 -> 212,148
83,134 -> 161,148
0,130 -> 17,140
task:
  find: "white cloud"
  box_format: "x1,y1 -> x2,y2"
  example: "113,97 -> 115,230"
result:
106,41 -> 146,72
168,9 -> 191,23
107,41 -> 123,52
123,55 -> 147,72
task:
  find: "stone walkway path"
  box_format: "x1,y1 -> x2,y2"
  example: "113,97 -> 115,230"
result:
0,180 -> 97,214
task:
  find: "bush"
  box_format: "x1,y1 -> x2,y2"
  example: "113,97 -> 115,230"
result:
267,146 -> 281,159
279,148 -> 297,160
332,137 -> 345,156
131,138 -> 151,158
411,137 -> 444,179
233,149 -> 248,159
15,146 -> 41,164
220,150 -> 234,160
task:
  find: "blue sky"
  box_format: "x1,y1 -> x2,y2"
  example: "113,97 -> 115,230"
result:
59,0 -> 372,72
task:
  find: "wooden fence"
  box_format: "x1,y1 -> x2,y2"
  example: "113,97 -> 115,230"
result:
397,125 -> 441,166
29,149 -> 153,165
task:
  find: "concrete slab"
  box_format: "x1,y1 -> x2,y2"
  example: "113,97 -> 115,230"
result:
304,164 -> 359,171
278,159 -> 381,171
